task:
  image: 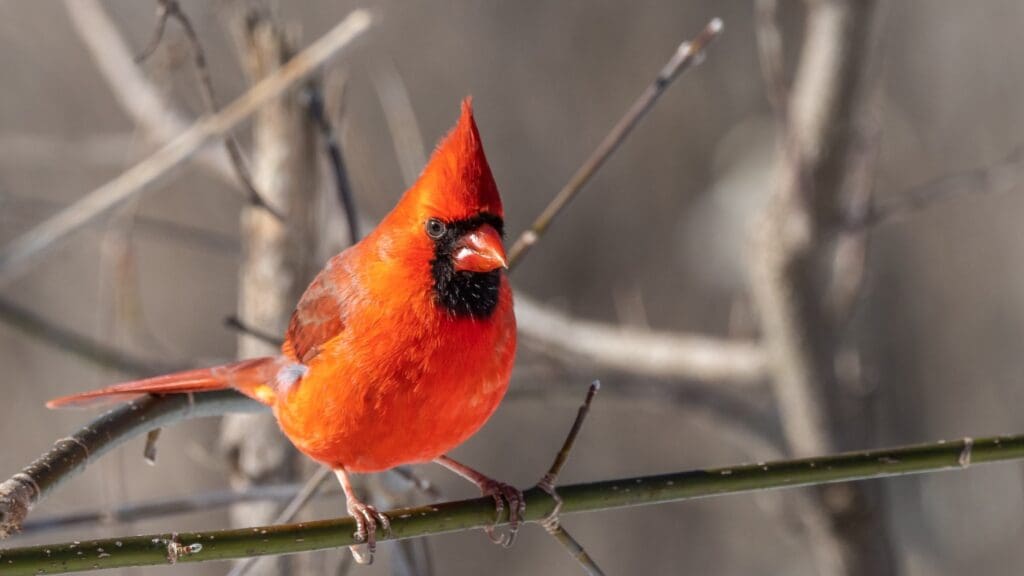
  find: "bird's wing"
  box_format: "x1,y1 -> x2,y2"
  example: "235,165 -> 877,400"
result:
285,250 -> 357,363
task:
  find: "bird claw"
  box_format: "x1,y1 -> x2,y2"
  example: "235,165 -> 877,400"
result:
347,500 -> 391,565
479,479 -> 525,548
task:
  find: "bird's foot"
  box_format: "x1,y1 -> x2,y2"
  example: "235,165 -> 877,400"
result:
346,499 -> 391,564
477,477 -> 525,547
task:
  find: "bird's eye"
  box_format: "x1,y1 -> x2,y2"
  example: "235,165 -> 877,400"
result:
425,218 -> 447,239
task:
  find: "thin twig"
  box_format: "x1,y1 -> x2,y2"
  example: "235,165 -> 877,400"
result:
506,18 -> 723,269
225,467 -> 333,576
851,144 -> 1024,229
223,315 -> 284,348
0,296 -> 190,377
137,0 -> 285,221
750,1 -> 892,574
306,83 -> 360,243
754,0 -> 787,117
134,0 -> 172,64
542,382 -> 600,486
1,434 -> 1018,574
64,0 -> 238,189
0,9 -> 373,289
370,58 -> 428,187
537,382 -> 605,576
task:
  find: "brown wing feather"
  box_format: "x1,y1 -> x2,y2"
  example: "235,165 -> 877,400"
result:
285,251 -> 356,363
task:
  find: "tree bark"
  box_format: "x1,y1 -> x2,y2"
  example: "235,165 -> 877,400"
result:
219,6 -> 319,576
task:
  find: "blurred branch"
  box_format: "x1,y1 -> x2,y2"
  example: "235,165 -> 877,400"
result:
225,466 -> 333,576
0,8 -> 373,288
224,315 -> 284,348
306,82 -> 361,243
3,434 -> 1021,574
64,0 -> 238,188
370,58 -> 428,187
0,296 -> 190,377
3,193 -> 239,255
0,391 -> 266,539
754,0 -> 787,115
507,18 -> 723,269
750,0 -> 893,574
219,8 -> 323,575
515,295 -> 765,384
137,0 -> 285,221
18,481 -> 330,535
853,144 -> 1024,229
0,133 -> 146,167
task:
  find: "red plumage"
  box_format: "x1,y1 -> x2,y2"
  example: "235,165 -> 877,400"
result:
48,99 -> 517,474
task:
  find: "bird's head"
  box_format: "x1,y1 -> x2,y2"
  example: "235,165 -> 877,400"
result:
378,99 -> 508,317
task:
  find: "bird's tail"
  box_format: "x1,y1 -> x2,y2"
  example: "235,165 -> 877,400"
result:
46,356 -> 286,409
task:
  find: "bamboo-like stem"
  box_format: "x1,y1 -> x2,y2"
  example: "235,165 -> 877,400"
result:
0,435 -> 1015,575
506,18 -> 723,269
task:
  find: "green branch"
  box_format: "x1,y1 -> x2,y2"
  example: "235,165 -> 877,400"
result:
1,434 -> 1019,575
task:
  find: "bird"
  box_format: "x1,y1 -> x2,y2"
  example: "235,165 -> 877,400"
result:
47,99 -> 521,563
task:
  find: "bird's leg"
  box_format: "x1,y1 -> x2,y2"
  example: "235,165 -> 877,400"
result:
434,455 -> 524,547
335,469 -> 391,565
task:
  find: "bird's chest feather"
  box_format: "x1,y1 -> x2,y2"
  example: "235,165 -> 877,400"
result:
275,284 -> 515,471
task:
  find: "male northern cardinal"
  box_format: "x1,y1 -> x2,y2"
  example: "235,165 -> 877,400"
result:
48,100 -> 520,563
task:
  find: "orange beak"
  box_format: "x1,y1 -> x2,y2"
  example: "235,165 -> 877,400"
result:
453,224 -> 507,273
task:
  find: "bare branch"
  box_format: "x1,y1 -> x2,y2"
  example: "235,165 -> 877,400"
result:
754,0 -> 787,115
515,295 -> 765,384
225,467 -> 333,576
306,82 -> 361,243
0,296 -> 190,377
0,8 -> 373,288
0,391 -> 266,539
750,0 -> 894,574
536,382 -> 607,576
64,0 -> 237,188
507,18 -> 723,269
370,58 -> 428,187
854,144 -> 1024,228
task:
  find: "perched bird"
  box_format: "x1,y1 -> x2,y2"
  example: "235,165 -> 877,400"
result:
48,100 -> 520,563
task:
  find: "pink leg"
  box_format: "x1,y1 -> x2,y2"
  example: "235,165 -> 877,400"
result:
335,469 -> 391,565
435,455 -> 525,547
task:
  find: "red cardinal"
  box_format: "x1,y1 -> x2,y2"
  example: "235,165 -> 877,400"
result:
48,100 -> 520,562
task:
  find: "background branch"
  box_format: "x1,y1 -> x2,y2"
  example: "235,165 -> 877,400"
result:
750,1 -> 893,574
0,391 -> 265,538
506,18 -> 722,268
0,8 -> 372,289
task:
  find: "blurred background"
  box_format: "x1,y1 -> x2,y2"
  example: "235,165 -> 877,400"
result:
3,1 -> 1024,574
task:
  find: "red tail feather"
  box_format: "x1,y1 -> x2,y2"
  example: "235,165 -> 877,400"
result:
46,357 -> 283,409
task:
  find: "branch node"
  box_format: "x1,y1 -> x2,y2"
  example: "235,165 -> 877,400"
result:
0,474 -> 39,538
162,533 -> 201,564
959,437 -> 974,468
